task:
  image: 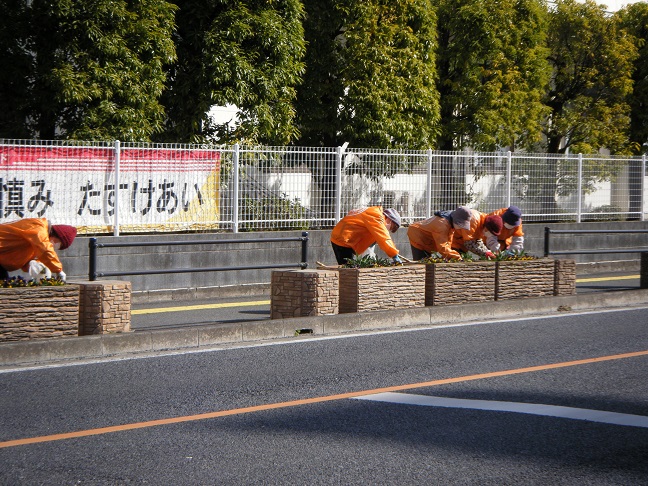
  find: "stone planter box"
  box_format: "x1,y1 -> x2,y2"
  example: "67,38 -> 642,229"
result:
425,261 -> 496,306
0,285 -> 80,342
0,280 -> 132,342
338,265 -> 426,314
495,258 -> 555,300
554,259 -> 576,296
271,270 -> 339,319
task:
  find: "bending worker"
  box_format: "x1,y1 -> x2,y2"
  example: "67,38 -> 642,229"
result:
330,206 -> 403,265
485,206 -> 524,252
0,217 -> 77,281
407,208 -> 465,261
450,206 -> 503,259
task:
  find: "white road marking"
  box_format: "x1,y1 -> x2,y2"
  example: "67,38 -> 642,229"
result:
354,392 -> 648,429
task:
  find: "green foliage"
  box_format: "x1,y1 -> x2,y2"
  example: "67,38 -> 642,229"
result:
0,0 -> 32,139
493,250 -> 537,261
1,276 -> 66,287
239,194 -> 310,231
159,0 -> 306,145
341,255 -> 398,268
434,0 -> 550,151
617,2 -> 648,154
419,252 -> 461,264
542,0 -> 637,155
296,0 -> 440,149
25,0 -> 177,141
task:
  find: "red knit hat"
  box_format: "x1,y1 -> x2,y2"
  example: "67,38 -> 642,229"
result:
51,225 -> 77,250
484,215 -> 503,236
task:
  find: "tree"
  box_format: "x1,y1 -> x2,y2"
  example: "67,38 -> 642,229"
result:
158,0 -> 306,145
433,0 -> 550,209
26,0 -> 177,141
434,0 -> 550,152
543,0 -> 636,155
533,0 -> 637,215
0,0 -> 32,139
296,0 -> 440,150
617,2 -> 648,155
612,3 -> 648,218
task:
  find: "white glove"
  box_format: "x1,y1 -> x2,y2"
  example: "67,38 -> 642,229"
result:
57,270 -> 67,282
28,260 -> 52,280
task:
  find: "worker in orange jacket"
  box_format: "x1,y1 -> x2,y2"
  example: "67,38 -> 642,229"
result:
485,206 -> 524,252
450,206 -> 502,259
330,206 -> 402,265
407,211 -> 462,261
0,218 -> 77,281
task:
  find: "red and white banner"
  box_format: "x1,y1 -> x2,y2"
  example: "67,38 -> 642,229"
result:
0,146 -> 221,233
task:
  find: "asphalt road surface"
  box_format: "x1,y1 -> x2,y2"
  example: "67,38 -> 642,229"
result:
130,272 -> 642,331
2,305 -> 647,484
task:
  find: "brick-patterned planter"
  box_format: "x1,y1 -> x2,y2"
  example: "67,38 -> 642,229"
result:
425,261 -> 496,306
496,258 -> 555,300
0,285 -> 80,342
75,280 -> 132,335
271,270 -> 339,319
554,259 -> 576,296
337,265 -> 425,314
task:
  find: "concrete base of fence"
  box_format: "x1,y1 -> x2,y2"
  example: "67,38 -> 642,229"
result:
73,280 -> 132,335
271,270 -> 339,319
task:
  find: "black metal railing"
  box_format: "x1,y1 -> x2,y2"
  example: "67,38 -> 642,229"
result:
544,227 -> 648,257
88,232 -> 309,281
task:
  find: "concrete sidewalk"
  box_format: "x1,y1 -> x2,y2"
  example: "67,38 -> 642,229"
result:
2,289 -> 648,369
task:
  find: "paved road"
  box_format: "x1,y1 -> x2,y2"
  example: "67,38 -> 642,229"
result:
131,272 -> 642,331
2,306 -> 647,484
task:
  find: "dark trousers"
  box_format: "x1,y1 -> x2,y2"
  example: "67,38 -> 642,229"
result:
410,245 -> 431,261
0,266 -> 8,280
331,242 -> 355,265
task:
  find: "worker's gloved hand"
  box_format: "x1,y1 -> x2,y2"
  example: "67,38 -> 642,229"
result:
392,255 -> 403,264
484,251 -> 495,259
57,270 -> 67,282
502,249 -> 516,257
28,260 -> 52,280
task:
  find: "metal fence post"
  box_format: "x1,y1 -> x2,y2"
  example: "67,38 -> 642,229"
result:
335,146 -> 343,222
113,140 -> 121,236
426,149 -> 433,218
544,227 -> 551,257
643,154 -> 646,222
232,143 -> 240,233
89,238 -> 98,281
506,151 -> 512,207
577,153 -> 583,223
301,231 -> 309,269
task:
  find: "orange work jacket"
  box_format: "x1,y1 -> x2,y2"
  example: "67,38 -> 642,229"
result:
0,218 -> 63,273
407,216 -> 461,260
330,206 -> 399,258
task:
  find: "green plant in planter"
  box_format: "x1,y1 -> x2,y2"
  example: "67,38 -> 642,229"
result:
494,250 -> 538,261
419,252 -> 462,264
342,255 -> 398,268
1,276 -> 66,288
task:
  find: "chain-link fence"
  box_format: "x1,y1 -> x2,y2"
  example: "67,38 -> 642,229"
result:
1,139 -> 645,235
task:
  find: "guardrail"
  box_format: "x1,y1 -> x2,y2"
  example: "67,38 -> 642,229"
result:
88,232 -> 309,281
543,228 -> 648,257
543,227 -> 648,289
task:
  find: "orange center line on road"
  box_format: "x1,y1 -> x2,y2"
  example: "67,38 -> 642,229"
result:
2,349 -> 647,449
